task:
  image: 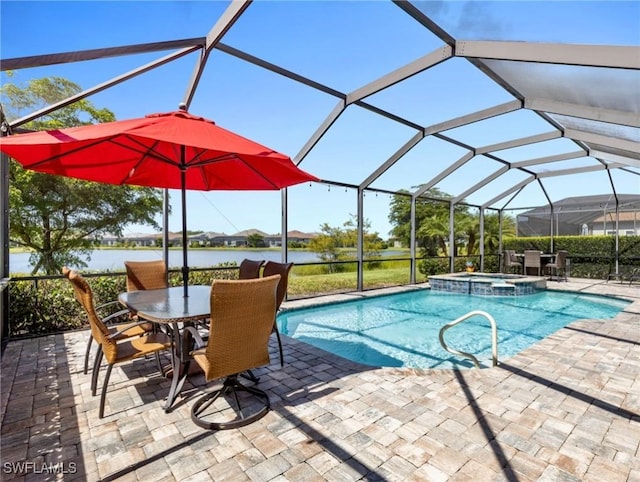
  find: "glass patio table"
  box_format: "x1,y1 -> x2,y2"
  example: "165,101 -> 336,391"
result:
118,285 -> 211,412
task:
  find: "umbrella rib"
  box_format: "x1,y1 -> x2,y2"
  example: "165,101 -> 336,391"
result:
194,153 -> 280,190
236,156 -> 280,189
27,137 -> 116,168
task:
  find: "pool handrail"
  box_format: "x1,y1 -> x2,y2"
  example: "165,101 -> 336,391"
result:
438,310 -> 498,368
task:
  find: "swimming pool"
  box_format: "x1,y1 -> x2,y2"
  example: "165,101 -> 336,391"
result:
277,290 -> 629,369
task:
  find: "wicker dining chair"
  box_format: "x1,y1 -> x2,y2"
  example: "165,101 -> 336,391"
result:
63,267 -> 172,418
503,250 -> 522,274
124,259 -> 169,291
262,261 -> 293,367
77,263 -> 160,375
545,250 -> 568,281
523,250 -> 541,276
238,259 -> 265,279
188,275 -> 280,430
80,260 -> 167,376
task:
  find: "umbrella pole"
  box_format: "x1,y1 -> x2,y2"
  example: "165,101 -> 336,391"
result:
181,161 -> 189,298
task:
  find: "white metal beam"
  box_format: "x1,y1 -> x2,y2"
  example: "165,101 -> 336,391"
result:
536,163 -> 624,178
424,100 -> 521,136
482,176 -> 535,209
590,149 -> 640,168
347,46 -> 453,104
413,151 -> 474,197
361,131 -> 425,188
453,165 -> 510,203
183,0 -> 252,107
11,47 -> 200,128
511,151 -> 586,169
293,100 -> 346,165
525,98 -> 640,128
456,40 -> 640,69
476,131 -> 561,155
564,128 -> 640,153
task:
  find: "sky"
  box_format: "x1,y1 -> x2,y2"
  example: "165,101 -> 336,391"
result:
1,1 -> 639,239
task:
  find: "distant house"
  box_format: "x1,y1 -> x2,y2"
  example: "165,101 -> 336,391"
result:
517,194 -> 640,237
188,231 -> 227,247
591,212 -> 640,236
223,229 -> 271,247
97,228 -> 319,247
286,230 -> 317,244
98,232 -> 158,247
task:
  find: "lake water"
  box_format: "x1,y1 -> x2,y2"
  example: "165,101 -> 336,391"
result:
10,249 -> 405,274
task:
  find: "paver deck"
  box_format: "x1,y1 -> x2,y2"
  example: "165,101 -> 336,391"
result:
1,278 -> 639,481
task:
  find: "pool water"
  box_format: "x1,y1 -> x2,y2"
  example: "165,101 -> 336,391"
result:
277,290 -> 629,369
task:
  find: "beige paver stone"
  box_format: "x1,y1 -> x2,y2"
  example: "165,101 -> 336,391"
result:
244,454 -> 291,482
538,465 -> 583,482
233,447 -> 267,471
96,446 -> 145,479
251,431 -> 288,458
392,439 -> 430,467
510,450 -> 549,479
135,457 -> 173,481
583,454 -> 631,482
183,470 -> 217,482
166,451 -> 216,481
207,458 -> 250,482
428,446 -> 469,475
306,451 -> 340,475
426,425 -> 468,451
454,459 -> 500,482
322,459 -> 371,482
394,419 -> 427,443
276,426 -> 310,448
411,462 -> 450,482
283,462 -> 325,481
210,432 -> 253,462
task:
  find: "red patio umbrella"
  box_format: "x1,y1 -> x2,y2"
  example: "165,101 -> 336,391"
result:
0,108 -> 318,295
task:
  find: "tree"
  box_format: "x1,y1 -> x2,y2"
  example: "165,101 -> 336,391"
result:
247,233 -> 265,248
2,75 -> 164,274
309,222 -> 346,272
389,187 -> 463,254
309,216 -> 383,273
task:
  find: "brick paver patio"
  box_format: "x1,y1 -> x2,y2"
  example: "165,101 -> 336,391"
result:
1,278 -> 639,481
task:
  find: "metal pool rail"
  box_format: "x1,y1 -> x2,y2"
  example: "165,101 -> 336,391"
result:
439,310 -> 498,368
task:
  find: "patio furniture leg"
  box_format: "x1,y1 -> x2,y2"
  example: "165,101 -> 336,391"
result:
241,370 -> 260,383
191,375 -> 270,430
164,360 -> 191,412
162,321 -> 194,412
154,351 -> 163,376
91,350 -> 103,396
99,364 -> 114,418
84,336 -> 93,375
274,325 -> 284,367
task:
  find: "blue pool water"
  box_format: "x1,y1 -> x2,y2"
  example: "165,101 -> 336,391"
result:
277,290 -> 629,369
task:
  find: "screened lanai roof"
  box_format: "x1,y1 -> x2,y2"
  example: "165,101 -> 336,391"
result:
1,0 -> 638,238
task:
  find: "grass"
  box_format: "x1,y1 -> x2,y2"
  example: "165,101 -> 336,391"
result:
287,261 -> 419,297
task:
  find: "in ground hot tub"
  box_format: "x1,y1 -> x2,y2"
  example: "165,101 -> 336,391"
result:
428,272 -> 546,296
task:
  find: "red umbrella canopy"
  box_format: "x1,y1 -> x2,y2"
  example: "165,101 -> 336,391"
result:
0,110 -> 318,190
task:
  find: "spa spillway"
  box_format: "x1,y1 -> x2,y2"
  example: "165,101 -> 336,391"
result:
428,272 -> 547,296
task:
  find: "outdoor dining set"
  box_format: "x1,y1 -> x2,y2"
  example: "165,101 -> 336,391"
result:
63,258 -> 293,430
503,249 -> 569,280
